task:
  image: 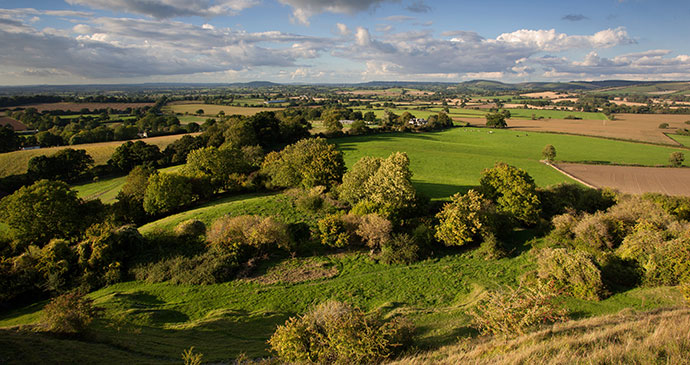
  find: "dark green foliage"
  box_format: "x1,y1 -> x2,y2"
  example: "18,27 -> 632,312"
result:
348,120 -> 369,135
0,180 -> 86,248
39,239 -> 79,293
0,126 -> 22,152
108,141 -> 163,172
162,135 -> 206,165
658,123 -> 669,129
435,190 -> 498,247
77,224 -> 144,289
121,165 -> 155,201
485,111 -> 509,128
261,138 -> 345,190
538,183 -> 616,218
269,300 -> 413,364
480,163 -> 541,225
182,145 -> 263,192
142,173 -> 195,215
27,149 -> 94,182
132,247 -> 239,285
42,292 -> 100,334
379,233 -> 420,265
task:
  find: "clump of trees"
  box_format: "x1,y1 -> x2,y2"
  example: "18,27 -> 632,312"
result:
485,110 -> 510,128
262,138 -> 345,190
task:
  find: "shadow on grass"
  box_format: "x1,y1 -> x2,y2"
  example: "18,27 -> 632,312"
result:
415,325 -> 479,349
414,182 -> 475,200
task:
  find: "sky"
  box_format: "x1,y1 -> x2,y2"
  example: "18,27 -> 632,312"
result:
1,0 -> 690,85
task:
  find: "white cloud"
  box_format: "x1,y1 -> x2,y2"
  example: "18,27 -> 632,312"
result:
336,23 -> 350,36
493,27 -> 634,52
65,0 -> 258,19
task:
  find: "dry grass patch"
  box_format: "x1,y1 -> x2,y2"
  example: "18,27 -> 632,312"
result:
0,133 -> 198,177
393,307 -> 690,364
247,257 -> 339,285
165,103 -> 283,116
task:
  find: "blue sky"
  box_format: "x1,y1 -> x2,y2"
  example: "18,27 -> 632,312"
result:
1,0 -> 689,85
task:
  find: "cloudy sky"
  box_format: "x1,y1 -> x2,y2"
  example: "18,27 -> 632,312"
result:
1,0 -> 689,85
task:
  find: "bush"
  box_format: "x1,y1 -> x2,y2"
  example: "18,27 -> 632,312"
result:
643,237 -> 690,286
355,214 -> 392,250
669,152 -> 685,167
474,233 -> 506,260
174,219 -> 206,238
469,284 -> 568,337
658,123 -> 669,129
538,183 -> 616,218
542,144 -> 556,161
261,138 -> 345,190
268,300 -> 413,364
207,215 -> 291,252
435,190 -> 497,247
572,211 -> 620,250
642,193 -> 690,221
77,224 -> 144,289
132,248 -> 240,285
317,214 -> 353,248
42,292 -> 100,333
480,163 -> 541,225
142,173 -> 195,215
379,233 -> 420,265
535,248 -> 606,300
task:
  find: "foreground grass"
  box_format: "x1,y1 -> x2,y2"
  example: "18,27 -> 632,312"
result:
333,128 -> 688,199
393,306 -> 690,364
0,246 -> 683,363
0,134 -> 198,178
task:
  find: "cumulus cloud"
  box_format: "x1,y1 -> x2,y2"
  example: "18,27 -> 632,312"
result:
336,23 -> 350,36
65,0 -> 258,19
333,26 -> 643,80
277,0 -> 395,25
0,16 -> 330,79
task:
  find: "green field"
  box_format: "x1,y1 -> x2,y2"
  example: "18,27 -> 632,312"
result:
332,128 -> 688,199
669,133 -> 690,147
0,134 -> 198,178
74,165 -> 183,203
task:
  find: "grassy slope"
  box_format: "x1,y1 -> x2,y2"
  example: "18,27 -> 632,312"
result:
0,134 -> 198,178
332,128 -> 688,199
393,306 -> 690,364
0,246 -> 682,363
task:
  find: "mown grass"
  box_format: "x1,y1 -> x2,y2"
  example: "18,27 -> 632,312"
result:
332,128 -> 688,199
0,134 -> 198,178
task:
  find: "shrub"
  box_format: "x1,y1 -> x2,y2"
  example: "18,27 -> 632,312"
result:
658,122 -> 669,129
207,215 -> 291,252
642,193 -> 690,221
537,183 -> 616,218
469,284 -> 568,337
480,163 -> 541,225
317,214 -> 353,248
435,190 -> 497,247
132,248 -> 240,285
174,219 -> 206,238
542,144 -> 556,162
268,300 -> 413,364
535,248 -> 605,300
643,237 -> 690,286
143,173 -> 195,215
355,214 -> 392,250
261,138 -> 345,190
669,151 -> 685,167
474,233 -> 506,260
379,233 -> 420,265
42,292 -> 100,333
77,224 -> 144,289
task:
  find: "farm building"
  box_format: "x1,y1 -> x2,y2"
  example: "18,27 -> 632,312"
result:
409,118 -> 427,127
0,117 -> 28,131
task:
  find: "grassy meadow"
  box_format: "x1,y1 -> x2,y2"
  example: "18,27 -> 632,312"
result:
332,127 -> 688,199
669,133 -> 690,147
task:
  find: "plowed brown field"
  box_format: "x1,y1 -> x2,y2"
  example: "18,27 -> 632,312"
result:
555,163 -> 690,196
504,113 -> 690,145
